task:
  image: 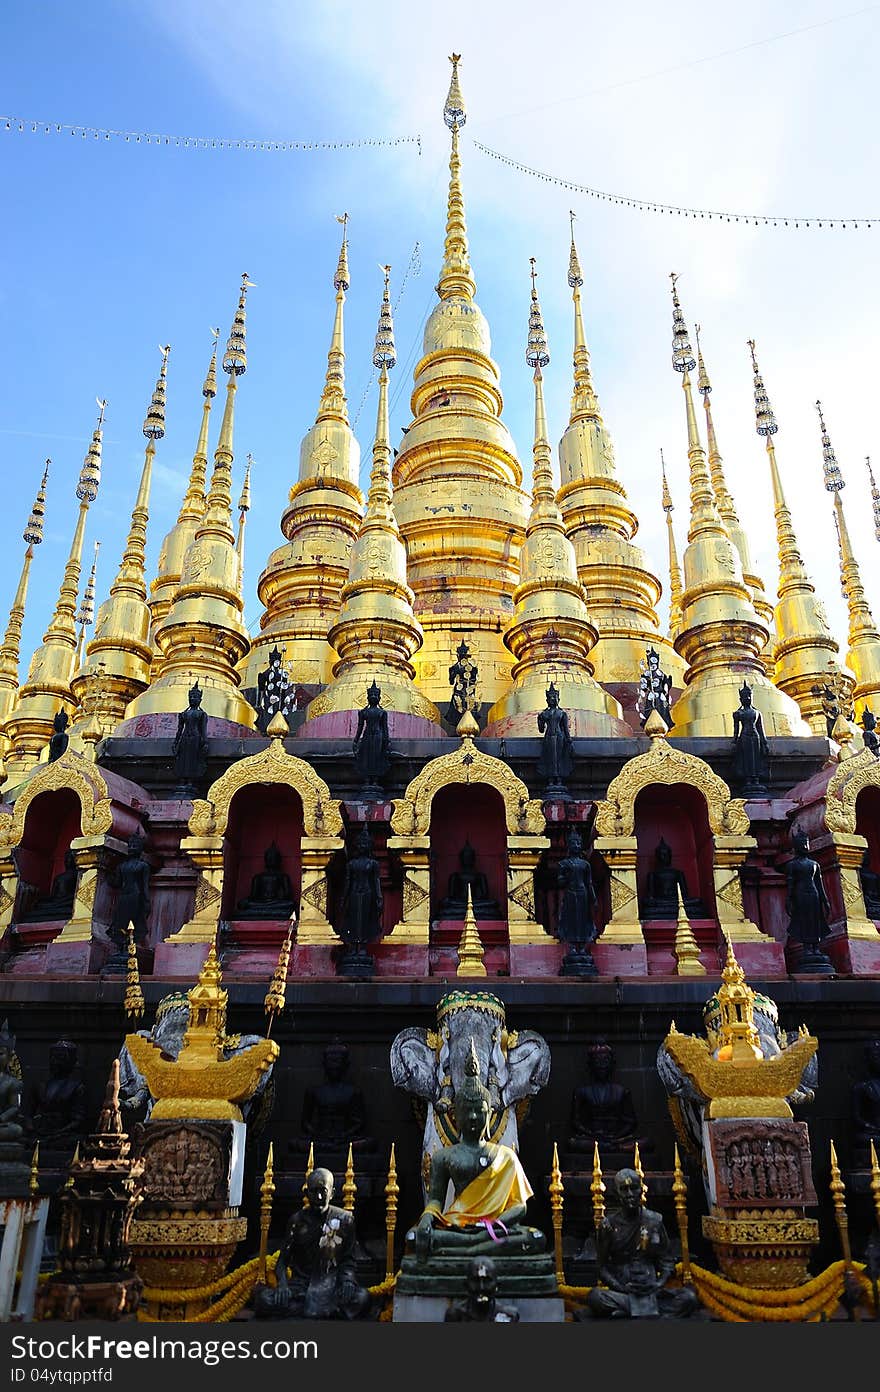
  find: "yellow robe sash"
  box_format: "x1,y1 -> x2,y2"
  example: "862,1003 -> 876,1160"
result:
437,1147 -> 533,1229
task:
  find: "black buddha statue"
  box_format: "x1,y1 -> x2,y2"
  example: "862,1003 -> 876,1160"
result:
860,850 -> 880,919
289,1041 -> 376,1161
108,833 -> 151,951
0,1021 -> 30,1195
852,1039 -> 880,1162
253,1168 -> 372,1321
731,682 -> 770,794
445,1257 -> 520,1323
255,646 -> 297,735
172,681 -> 208,795
556,827 -> 599,978
582,1168 -> 700,1319
640,838 -> 706,920
19,848 -> 79,923
447,640 -> 478,725
536,683 -> 574,795
235,843 -> 296,920
785,827 -> 834,974
352,681 -> 390,798
438,841 -> 503,921
26,1039 -> 86,1150
637,647 -> 673,731
47,709 -> 69,763
568,1041 -> 644,1155
337,827 -> 383,979
863,708 -> 880,756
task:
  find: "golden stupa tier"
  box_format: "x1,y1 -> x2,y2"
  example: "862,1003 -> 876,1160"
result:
125,279 -> 255,727
668,281 -> 807,738
557,227 -> 684,691
390,63 -> 530,709
241,223 -> 363,692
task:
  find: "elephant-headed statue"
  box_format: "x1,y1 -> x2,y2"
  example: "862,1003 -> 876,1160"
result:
390,989 -> 551,1178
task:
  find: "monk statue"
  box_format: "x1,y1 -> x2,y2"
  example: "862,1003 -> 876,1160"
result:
48,709 -> 70,762
289,1041 -> 376,1162
852,1039 -> 880,1162
640,838 -> 706,920
439,842 -> 502,921
108,833 -> 151,950
352,681 -> 390,798
860,850 -> 880,919
172,681 -> 209,795
785,827 -> 834,974
26,1039 -> 87,1149
409,1041 -> 546,1261
536,683 -> 574,795
253,1167 -> 371,1321
731,682 -> 770,794
568,1041 -> 643,1154
584,1168 -> 700,1319
235,843 -> 296,920
444,1257 -> 520,1322
19,848 -> 79,923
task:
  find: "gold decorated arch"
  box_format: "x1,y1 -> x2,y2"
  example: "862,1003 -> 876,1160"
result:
824,746 -> 880,835
390,732 -> 545,837
187,733 -> 343,839
594,733 -> 750,838
0,751 -> 113,852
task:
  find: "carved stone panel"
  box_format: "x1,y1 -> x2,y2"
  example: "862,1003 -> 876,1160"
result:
705,1118 -> 816,1209
137,1120 -> 234,1209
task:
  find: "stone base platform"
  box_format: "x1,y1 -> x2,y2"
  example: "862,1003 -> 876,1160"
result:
396,1250 -> 558,1298
393,1293 -> 565,1322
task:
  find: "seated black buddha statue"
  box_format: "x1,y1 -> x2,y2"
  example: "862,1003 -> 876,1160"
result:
568,1041 -> 648,1155
288,1041 -> 376,1162
26,1039 -> 87,1150
235,843 -> 296,920
438,841 -> 503,921
860,850 -> 880,919
640,837 -> 707,920
18,849 -> 78,923
852,1038 -> 880,1162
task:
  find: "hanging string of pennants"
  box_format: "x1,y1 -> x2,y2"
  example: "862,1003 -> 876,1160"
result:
472,139 -> 878,230
0,114 -> 421,153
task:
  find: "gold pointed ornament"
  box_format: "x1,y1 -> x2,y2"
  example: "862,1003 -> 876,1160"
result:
590,1141 -> 606,1229
124,922 -> 145,1021
673,885 -> 706,976
263,920 -> 294,1034
259,1142 -> 275,1283
384,1143 -> 399,1280
456,885 -> 487,978
342,1143 -> 357,1213
549,1142 -> 565,1282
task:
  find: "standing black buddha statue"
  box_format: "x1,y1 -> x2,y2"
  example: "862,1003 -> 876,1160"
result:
108,833 -> 152,952
862,708 -> 880,756
337,827 -> 383,979
785,827 -> 834,975
47,710 -> 70,762
556,827 -> 599,979
352,682 -> 390,799
731,682 -> 770,794
172,682 -> 209,795
536,683 -> 574,796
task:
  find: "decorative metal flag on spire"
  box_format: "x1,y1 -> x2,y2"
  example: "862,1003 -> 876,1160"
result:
749,340 -> 778,436
373,265 -> 396,368
23,462 -> 50,547
866,457 -> 880,540
526,258 -> 550,370
444,53 -> 466,129
816,401 -> 844,492
670,274 -> 696,374
77,401 -> 106,502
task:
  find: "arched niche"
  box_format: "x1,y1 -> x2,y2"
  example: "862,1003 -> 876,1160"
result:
430,783 -> 507,923
855,785 -> 880,871
222,782 -> 304,920
635,782 -> 716,919
14,787 -> 83,919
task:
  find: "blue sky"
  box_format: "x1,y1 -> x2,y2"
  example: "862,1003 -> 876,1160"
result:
2,1 -> 879,682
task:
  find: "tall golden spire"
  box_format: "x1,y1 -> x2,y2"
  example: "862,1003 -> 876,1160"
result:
5,405 -> 105,772
557,217 -> 680,692
387,57 -> 529,709
73,347 -> 170,730
867,456 -> 880,541
661,450 -> 683,642
243,227 -> 363,692
306,267 -> 439,726
0,461 -> 50,736
149,331 -> 219,650
816,400 -> 880,714
127,279 -> 256,725
236,454 -> 252,566
486,259 -> 627,736
747,342 -> 842,732
667,280 -> 805,737
694,324 -> 773,643
75,540 -> 100,671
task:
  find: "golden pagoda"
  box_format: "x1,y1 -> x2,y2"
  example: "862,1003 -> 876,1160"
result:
748,343 -> 843,733
694,324 -> 774,648
666,279 -> 806,737
304,267 -> 439,725
0,461 -> 49,744
557,217 -> 681,691
4,405 -> 105,773
241,217 -> 363,691
816,400 -> 880,715
71,347 -> 170,730
660,451 -> 684,642
126,278 -> 255,726
148,331 -> 219,661
391,56 -> 529,709
485,259 -> 627,736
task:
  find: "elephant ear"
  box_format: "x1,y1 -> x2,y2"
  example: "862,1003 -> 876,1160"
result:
390,1027 -> 439,1102
501,1030 -> 551,1105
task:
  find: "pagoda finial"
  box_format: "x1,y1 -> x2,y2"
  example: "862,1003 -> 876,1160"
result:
0,460 -> 51,728
668,278 -> 721,540
816,400 -> 844,493
115,345 -> 170,594
567,214 -> 601,423
527,257 -> 553,504
204,275 -> 252,531
236,455 -> 252,564
438,55 -> 475,303
24,461 -> 50,548
661,450 -> 683,642
317,220 -> 351,422
866,457 -> 880,541
75,540 -> 100,670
